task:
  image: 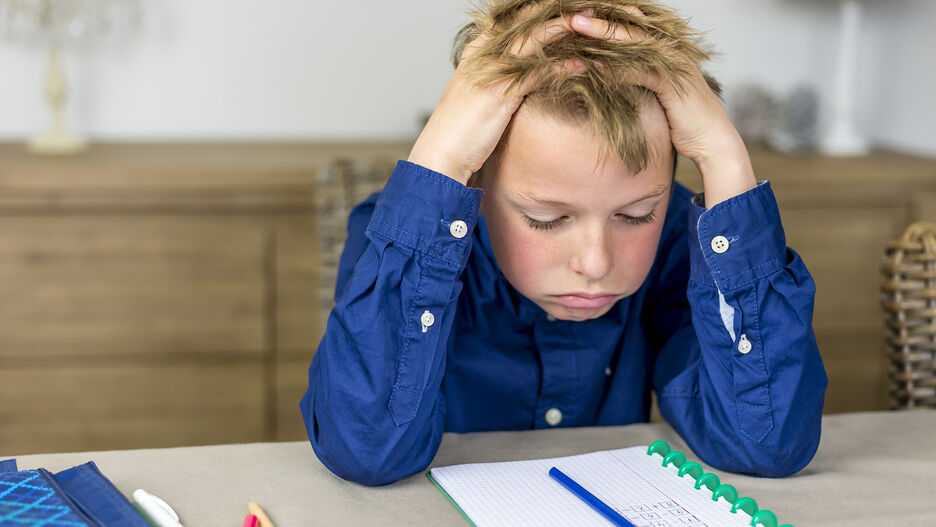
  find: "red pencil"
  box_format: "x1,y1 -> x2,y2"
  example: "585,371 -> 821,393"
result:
242,514 -> 258,527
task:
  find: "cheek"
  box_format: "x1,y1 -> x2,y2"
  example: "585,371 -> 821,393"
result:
489,221 -> 565,289
610,223 -> 665,285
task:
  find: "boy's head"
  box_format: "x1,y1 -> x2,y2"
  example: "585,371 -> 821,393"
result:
454,0 -> 719,179
454,0 -> 718,321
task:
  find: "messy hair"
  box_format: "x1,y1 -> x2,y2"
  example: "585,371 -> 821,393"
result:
453,0 -> 721,176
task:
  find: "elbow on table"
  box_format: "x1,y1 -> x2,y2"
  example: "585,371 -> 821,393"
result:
302,406 -> 437,486
311,441 -> 425,486
740,444 -> 817,478
707,424 -> 822,479
694,443 -> 814,480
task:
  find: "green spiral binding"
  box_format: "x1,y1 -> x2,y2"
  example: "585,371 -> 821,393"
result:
732,496 -> 758,515
646,440 -> 670,457
662,450 -> 686,468
712,484 -> 739,503
677,461 -> 703,480
750,509 -> 778,527
643,440 -> 794,527
695,472 -> 720,491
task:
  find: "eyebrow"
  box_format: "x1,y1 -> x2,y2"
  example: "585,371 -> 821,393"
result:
515,183 -> 670,208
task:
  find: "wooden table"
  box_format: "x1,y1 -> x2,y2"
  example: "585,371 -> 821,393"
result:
6,410 -> 935,526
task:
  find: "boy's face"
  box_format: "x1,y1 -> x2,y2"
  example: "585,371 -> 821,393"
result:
481,103 -> 674,322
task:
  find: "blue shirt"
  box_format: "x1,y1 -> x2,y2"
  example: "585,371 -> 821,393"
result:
301,160 -> 827,486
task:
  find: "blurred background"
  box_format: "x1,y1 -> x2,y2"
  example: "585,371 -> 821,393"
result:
0,0 -> 934,455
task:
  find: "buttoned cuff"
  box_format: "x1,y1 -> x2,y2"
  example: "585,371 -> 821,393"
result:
688,181 -> 787,292
367,160 -> 484,269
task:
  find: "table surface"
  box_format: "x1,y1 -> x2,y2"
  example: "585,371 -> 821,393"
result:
6,410 -> 935,527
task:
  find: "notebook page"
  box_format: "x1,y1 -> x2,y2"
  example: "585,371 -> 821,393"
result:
430,446 -> 752,527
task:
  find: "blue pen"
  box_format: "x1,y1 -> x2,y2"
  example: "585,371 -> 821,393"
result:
548,467 -> 636,527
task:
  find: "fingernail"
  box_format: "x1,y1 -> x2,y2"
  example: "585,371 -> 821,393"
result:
573,14 -> 591,25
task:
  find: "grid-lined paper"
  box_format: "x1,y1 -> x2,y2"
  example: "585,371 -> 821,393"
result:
430,447 -> 754,527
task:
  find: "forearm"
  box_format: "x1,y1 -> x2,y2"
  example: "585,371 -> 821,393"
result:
655,182 -> 827,477
660,262 -> 826,477
303,275 -> 454,486
301,162 -> 483,485
694,128 -> 757,209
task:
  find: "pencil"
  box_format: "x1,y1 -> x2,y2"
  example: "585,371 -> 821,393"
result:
247,502 -> 275,527
548,467 -> 636,527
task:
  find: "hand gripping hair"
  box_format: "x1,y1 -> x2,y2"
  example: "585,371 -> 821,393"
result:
453,0 -> 721,175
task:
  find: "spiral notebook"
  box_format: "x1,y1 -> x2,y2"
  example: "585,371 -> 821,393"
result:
428,441 -> 789,527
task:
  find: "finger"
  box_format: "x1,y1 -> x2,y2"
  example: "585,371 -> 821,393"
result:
622,6 -> 646,17
568,13 -> 661,93
517,57 -> 587,96
570,13 -> 649,43
460,32 -> 493,63
510,17 -> 574,56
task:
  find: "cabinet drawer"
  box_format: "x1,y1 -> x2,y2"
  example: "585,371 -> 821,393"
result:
0,217 -> 267,358
0,361 -> 265,455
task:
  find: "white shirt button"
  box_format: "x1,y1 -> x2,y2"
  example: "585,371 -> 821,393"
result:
420,310 -> 435,333
545,408 -> 563,426
738,334 -> 752,354
711,235 -> 730,254
449,220 -> 468,239
546,314 -> 557,322
605,367 -> 612,376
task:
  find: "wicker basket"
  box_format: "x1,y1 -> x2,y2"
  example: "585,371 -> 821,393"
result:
315,158 -> 396,314
881,222 -> 936,409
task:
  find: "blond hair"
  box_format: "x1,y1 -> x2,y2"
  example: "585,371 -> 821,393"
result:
454,0 -> 720,175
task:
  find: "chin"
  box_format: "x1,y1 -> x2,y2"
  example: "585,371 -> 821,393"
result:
547,305 -> 612,322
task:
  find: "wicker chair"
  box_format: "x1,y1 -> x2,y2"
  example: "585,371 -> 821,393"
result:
881,222 -> 936,409
315,158 -> 396,315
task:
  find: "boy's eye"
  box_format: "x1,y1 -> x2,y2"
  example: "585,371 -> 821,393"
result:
524,210 -> 657,231
523,215 -> 566,231
617,210 -> 657,225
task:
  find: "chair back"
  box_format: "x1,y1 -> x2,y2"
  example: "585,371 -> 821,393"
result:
315,158 -> 395,314
881,222 -> 936,408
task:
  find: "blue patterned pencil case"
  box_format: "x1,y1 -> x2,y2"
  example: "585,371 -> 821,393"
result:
0,466 -> 95,526
0,459 -> 149,527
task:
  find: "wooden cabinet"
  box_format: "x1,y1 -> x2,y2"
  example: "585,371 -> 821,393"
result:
1,142 -> 932,456
0,142 -> 410,455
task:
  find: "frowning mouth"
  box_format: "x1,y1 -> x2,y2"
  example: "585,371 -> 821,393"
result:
550,293 -> 621,310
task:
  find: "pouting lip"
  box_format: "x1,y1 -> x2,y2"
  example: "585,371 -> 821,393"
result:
549,293 -> 622,310
554,292 -> 620,299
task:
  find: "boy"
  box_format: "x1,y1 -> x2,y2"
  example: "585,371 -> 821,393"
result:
302,0 -> 827,486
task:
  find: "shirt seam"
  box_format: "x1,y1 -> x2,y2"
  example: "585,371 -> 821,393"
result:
393,263 -> 425,393
736,280 -> 775,442
404,161 -> 480,195
367,221 -> 466,269
387,263 -> 428,426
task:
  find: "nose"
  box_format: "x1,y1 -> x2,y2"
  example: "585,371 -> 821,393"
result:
569,223 -> 613,281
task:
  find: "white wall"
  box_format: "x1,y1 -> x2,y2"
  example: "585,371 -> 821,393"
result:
0,0 -> 932,157
0,0 -> 467,141
862,0 -> 936,157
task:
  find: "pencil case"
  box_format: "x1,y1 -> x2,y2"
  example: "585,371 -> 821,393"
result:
0,459 -> 150,527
